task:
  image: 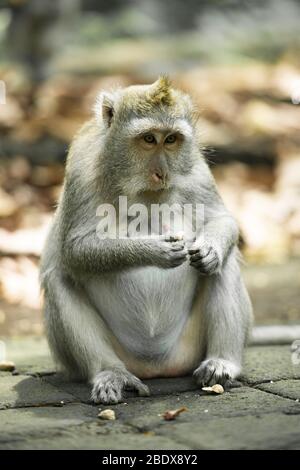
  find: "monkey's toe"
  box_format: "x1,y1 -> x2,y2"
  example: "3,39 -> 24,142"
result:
91,370 -> 126,404
193,358 -> 241,387
91,385 -> 122,404
125,375 -> 150,397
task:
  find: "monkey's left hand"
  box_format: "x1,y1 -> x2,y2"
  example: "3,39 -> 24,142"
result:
188,242 -> 221,275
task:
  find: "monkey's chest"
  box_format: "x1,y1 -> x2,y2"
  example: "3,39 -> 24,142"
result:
85,264 -> 199,360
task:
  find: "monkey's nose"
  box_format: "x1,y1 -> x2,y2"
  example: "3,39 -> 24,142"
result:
151,168 -> 167,184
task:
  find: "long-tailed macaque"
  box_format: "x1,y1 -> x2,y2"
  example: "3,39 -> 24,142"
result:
40,77 -> 253,404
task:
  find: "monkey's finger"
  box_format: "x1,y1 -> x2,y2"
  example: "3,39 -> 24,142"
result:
197,248 -> 218,263
171,252 -> 188,262
188,247 -> 199,255
170,242 -> 186,251
105,387 -> 121,404
193,363 -> 222,386
224,379 -> 242,390
190,260 -> 206,270
91,384 -> 122,404
164,234 -> 178,242
127,377 -> 150,397
189,252 -> 202,262
171,246 -> 186,252
172,257 -> 188,267
164,253 -> 187,268
198,246 -> 213,258
137,383 -> 150,397
190,258 -> 218,271
190,253 -> 217,266
189,245 -> 212,257
191,259 -> 218,270
171,251 -> 188,261
169,260 -> 187,269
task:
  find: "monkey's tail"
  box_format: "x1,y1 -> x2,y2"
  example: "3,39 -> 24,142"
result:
250,325 -> 300,346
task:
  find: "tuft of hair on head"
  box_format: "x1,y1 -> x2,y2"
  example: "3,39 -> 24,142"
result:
147,75 -> 173,107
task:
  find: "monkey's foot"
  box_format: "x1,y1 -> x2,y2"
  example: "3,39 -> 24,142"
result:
188,243 -> 220,275
91,369 -> 150,404
193,358 -> 241,388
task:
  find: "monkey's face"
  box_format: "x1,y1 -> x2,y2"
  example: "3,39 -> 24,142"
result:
97,78 -> 198,196
135,128 -> 184,189
115,117 -> 195,195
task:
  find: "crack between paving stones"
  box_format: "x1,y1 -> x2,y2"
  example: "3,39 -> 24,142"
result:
242,374 -> 300,387
0,399 -> 82,411
253,386 -> 300,403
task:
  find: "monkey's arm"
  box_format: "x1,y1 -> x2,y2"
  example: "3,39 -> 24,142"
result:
189,175 -> 239,274
59,186 -> 187,275
202,209 -> 239,262
62,228 -> 186,275
59,125 -> 188,276
189,212 -> 238,275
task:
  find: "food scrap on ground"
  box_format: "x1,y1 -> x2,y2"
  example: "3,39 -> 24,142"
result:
162,406 -> 188,421
98,409 -> 116,421
0,360 -> 16,372
202,384 -> 225,394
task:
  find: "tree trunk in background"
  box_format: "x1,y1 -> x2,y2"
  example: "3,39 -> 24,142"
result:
5,0 -> 80,82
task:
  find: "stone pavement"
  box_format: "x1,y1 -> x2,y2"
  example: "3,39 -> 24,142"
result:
0,337 -> 300,450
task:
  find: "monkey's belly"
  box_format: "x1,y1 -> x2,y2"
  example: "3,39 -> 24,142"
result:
86,264 -> 200,365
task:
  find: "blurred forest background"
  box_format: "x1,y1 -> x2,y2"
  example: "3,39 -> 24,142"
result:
0,0 -> 299,337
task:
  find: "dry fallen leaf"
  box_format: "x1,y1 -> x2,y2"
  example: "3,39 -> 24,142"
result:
162,406 -> 188,421
202,384 -> 224,394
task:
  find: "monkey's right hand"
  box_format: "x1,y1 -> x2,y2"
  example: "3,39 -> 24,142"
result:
150,238 -> 188,269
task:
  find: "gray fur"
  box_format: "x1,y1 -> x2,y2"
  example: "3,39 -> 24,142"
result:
40,80 -> 252,403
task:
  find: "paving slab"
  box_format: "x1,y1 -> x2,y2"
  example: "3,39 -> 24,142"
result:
157,412 -> 300,450
116,386 -> 299,432
0,422 -> 188,450
2,336 -> 54,375
241,345 -> 300,384
0,375 -> 77,409
0,403 -> 97,443
256,379 -> 300,401
1,387 -> 299,450
1,337 -> 300,450
42,375 -> 91,403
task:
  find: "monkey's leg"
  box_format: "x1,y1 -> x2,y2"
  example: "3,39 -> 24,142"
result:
193,248 -> 252,387
43,270 -> 150,404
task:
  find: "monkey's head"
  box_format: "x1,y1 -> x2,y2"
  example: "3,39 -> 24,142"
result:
95,77 -> 199,196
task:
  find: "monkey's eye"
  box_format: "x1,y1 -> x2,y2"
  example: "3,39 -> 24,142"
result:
143,134 -> 156,144
165,134 -> 177,145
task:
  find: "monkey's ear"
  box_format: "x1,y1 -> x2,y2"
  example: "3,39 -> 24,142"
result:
95,91 -> 115,128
